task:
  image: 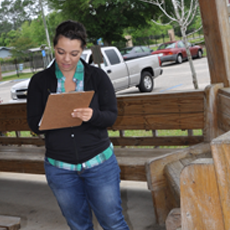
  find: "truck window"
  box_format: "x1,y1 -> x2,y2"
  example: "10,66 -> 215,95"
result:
134,47 -> 142,53
178,41 -> 185,48
81,53 -> 87,60
87,54 -> 108,67
104,49 -> 120,65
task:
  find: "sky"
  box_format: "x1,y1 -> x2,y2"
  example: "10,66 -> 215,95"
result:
0,0 -> 50,16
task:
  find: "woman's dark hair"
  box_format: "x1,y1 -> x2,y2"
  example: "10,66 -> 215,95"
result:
53,20 -> 87,49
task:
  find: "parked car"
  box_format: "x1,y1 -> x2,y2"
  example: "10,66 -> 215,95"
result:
152,40 -> 203,64
120,46 -> 153,61
10,46 -> 163,102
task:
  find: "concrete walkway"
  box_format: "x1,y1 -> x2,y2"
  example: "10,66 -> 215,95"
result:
0,172 -> 165,230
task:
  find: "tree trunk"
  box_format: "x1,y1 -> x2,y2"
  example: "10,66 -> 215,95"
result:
181,28 -> 199,89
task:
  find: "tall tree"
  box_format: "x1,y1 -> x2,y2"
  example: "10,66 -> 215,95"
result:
0,0 -> 40,31
18,11 -> 64,47
47,0 -> 160,45
140,0 -> 201,89
10,36 -> 36,60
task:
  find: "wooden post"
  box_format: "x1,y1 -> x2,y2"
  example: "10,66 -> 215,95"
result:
146,142 -> 210,225
203,83 -> 224,142
181,159 -> 225,230
211,131 -> 230,230
91,45 -> 103,69
199,0 -> 230,86
166,208 -> 181,230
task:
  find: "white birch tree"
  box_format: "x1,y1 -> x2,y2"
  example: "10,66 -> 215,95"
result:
140,0 -> 201,89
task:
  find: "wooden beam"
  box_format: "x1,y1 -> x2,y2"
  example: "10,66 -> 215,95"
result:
203,83 -> 224,142
211,131 -> 230,230
0,137 -> 45,146
110,136 -> 204,147
180,158 -> 225,230
199,0 -> 230,86
116,91 -> 204,115
165,208 -> 181,230
113,113 -> 204,130
146,142 -> 211,225
0,215 -> 21,230
217,87 -> 230,132
0,103 -> 29,131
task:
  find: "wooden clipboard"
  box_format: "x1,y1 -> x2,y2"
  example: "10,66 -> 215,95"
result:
39,91 -> 94,131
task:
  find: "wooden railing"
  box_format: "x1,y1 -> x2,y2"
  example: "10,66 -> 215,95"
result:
110,90 -> 205,147
0,90 -> 206,148
180,130 -> 230,230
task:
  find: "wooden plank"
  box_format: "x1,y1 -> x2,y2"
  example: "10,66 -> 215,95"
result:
0,119 -> 30,132
0,137 -> 45,146
146,142 -> 210,225
164,152 -> 212,207
199,0 -> 230,86
113,113 -> 204,130
119,163 -> 146,181
204,83 -> 224,142
146,148 -> 190,225
0,215 -> 21,230
117,148 -> 182,181
218,93 -> 230,115
180,158 -> 224,230
0,157 -> 148,180
164,160 -> 184,204
180,156 -> 197,166
0,145 -> 166,181
0,91 -> 205,124
0,145 -> 45,153
218,113 -> 230,132
165,208 -> 181,230
0,103 -> 29,131
0,147 -> 45,174
0,135 -> 203,148
0,103 -> 27,118
114,147 -> 181,157
110,136 -> 203,147
218,87 -> 230,97
116,90 -> 204,100
211,131 -> 230,230
0,136 -> 203,147
146,142 -> 210,190
116,91 -> 204,115
0,91 -> 205,132
217,91 -> 230,132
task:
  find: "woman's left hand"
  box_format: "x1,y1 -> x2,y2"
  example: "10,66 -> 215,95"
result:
71,108 -> 93,122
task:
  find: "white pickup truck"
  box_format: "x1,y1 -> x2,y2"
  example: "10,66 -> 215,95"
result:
10,46 -> 162,101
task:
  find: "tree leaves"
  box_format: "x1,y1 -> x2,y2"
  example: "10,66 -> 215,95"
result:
0,0 -> 39,31
46,0 -> 159,45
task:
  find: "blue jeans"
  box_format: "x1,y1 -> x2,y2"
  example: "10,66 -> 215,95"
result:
44,153 -> 130,230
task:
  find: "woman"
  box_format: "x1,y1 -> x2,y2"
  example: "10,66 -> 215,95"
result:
27,20 -> 129,230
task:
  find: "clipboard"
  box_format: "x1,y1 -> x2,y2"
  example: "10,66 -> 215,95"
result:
39,91 -> 95,131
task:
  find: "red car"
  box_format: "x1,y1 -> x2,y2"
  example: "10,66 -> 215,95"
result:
152,40 -> 203,65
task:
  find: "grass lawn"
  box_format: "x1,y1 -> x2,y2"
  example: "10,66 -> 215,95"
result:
1,73 -> 34,82
4,129 -> 202,149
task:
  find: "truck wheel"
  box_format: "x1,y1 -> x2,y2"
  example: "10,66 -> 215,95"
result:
138,71 -> 153,92
176,54 -> 183,64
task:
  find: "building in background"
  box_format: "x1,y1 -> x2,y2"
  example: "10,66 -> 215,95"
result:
0,47 -> 12,59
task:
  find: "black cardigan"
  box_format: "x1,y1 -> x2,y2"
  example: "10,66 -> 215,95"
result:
27,59 -> 117,164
